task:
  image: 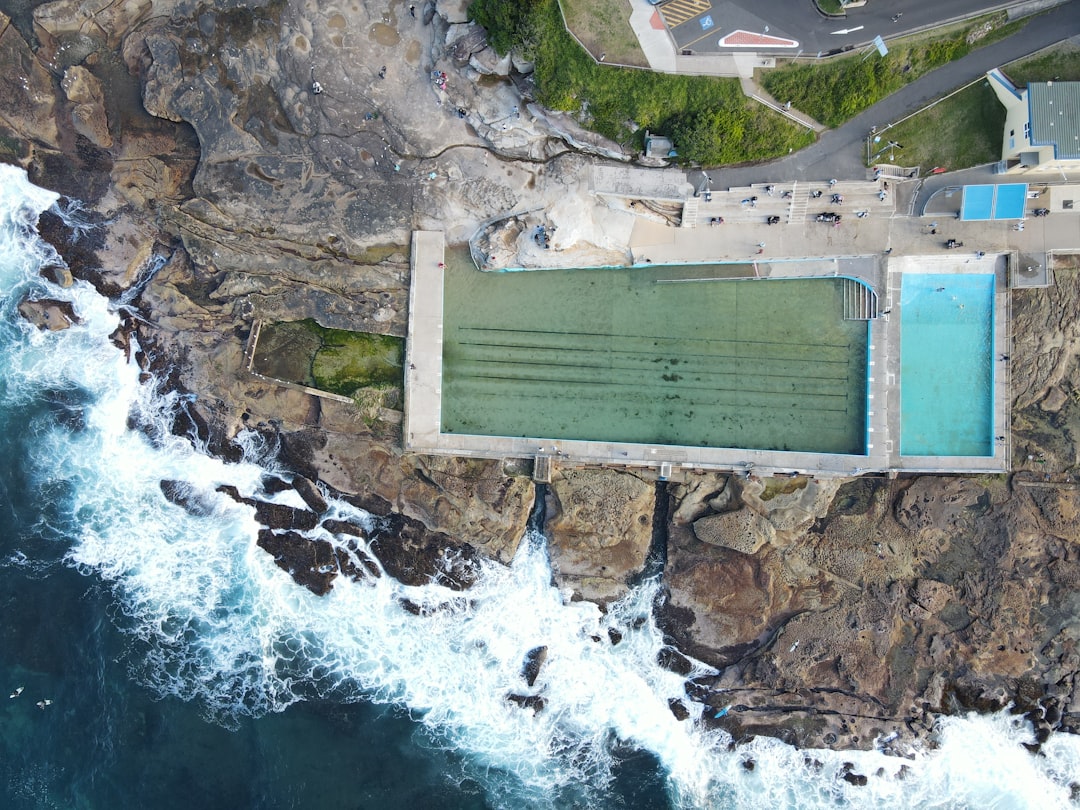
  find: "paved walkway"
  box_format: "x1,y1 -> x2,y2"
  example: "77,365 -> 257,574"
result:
403,231 -> 445,452
738,77 -> 827,133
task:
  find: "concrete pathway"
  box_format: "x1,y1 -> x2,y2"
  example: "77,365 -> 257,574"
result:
738,76 -> 827,133
403,231 -> 445,452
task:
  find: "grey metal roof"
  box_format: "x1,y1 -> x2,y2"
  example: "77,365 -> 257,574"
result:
1028,81 -> 1080,160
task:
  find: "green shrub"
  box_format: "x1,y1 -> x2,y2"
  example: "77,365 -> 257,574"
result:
761,15 -> 1011,127
482,0 -> 815,163
468,0 -> 544,56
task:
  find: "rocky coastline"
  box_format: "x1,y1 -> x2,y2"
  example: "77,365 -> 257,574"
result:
3,0 -> 1079,768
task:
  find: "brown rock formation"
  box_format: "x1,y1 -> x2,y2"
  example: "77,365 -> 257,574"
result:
544,469 -> 656,604
61,65 -> 112,148
17,296 -> 81,331
661,470 -> 1080,752
3,0 -> 1079,759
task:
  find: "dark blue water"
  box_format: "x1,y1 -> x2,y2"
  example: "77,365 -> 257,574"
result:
1,166 -> 1077,809
0,166 -> 676,809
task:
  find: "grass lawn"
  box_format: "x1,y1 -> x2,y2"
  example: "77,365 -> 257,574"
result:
561,0 -> 647,68
761,12 -> 1022,128
876,80 -> 1005,170
1001,40 -> 1080,84
817,0 -> 845,14
868,41 -> 1080,172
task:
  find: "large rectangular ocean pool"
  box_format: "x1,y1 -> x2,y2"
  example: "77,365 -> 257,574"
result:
900,273 -> 995,457
441,258 -> 870,455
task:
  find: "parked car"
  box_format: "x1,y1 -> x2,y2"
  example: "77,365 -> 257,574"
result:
816,212 -> 841,223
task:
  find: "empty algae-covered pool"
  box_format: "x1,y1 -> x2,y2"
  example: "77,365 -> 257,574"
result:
441,259 -> 870,454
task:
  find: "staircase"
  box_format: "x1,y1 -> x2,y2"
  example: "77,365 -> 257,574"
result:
681,196 -> 699,228
842,278 -> 878,320
788,181 -> 809,224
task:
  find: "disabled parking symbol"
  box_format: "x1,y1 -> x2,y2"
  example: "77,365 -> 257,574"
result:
700,15 -> 714,30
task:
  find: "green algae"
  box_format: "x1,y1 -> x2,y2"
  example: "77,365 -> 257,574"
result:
253,319 -> 403,398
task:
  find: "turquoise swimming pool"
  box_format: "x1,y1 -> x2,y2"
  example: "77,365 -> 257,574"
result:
900,273 -> 995,456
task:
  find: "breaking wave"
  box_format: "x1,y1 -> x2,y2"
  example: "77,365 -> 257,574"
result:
2,163 -> 1078,808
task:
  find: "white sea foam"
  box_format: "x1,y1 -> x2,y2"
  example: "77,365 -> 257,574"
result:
3,164 -> 1079,809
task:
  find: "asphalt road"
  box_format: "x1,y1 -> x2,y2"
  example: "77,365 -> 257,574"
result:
666,0 -> 1055,54
695,0 -> 1080,186
729,0 -> 1040,53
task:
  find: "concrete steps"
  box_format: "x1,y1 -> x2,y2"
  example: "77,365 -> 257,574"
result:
681,196 -> 698,228
842,277 -> 878,320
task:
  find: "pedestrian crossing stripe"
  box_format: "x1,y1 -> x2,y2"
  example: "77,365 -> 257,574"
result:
660,0 -> 713,28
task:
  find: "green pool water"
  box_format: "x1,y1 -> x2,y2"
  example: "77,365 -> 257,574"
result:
441,259 -> 869,455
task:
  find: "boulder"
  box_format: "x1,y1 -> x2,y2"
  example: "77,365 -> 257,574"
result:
213,484 -> 319,531
292,474 -> 329,514
668,698 -> 690,721
511,52 -> 534,75
522,645 -> 547,687
445,22 -> 488,64
693,508 -> 774,554
1041,385 -> 1068,413
61,65 -> 112,148
322,519 -> 366,538
17,296 -> 80,331
469,46 -> 512,76
669,473 -> 735,526
506,693 -> 545,713
256,528 -> 338,595
251,501 -> 319,532
368,512 -> 482,590
159,479 -> 216,516
436,0 -> 471,24
40,263 -> 74,288
545,469 -> 655,603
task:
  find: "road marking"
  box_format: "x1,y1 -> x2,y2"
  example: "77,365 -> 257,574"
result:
660,0 -> 713,28
831,25 -> 864,35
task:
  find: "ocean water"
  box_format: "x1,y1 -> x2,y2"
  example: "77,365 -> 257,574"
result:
0,163 -> 1078,809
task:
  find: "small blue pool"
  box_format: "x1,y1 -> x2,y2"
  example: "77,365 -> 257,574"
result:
900,273 -> 995,457
960,183 -> 1028,221
994,184 -> 1028,220
961,185 -> 995,221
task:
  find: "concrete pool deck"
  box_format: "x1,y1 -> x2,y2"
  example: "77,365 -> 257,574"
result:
405,223 -> 1011,479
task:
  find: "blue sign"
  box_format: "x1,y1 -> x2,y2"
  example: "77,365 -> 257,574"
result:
700,15 -> 714,30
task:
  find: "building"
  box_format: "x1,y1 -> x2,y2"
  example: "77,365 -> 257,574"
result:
987,69 -> 1080,175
